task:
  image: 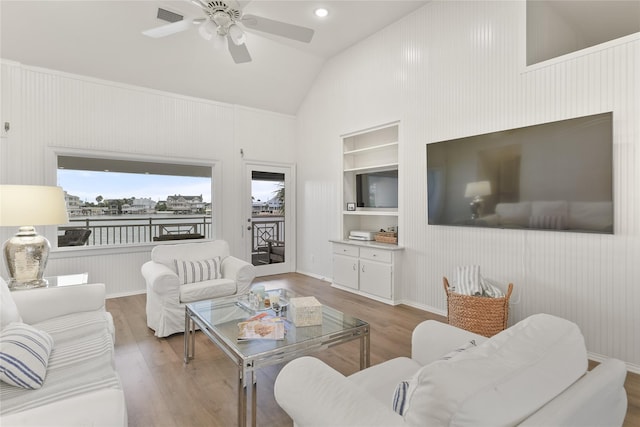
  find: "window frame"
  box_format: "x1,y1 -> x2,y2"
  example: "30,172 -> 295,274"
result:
47,147 -> 222,252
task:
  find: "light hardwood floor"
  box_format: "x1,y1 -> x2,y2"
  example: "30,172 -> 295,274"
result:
107,273 -> 639,427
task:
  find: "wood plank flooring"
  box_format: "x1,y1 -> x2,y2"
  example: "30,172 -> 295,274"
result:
107,273 -> 639,427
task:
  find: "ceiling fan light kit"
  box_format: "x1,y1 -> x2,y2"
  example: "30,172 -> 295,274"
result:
143,0 -> 315,64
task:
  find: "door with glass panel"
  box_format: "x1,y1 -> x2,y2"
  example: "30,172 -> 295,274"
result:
244,163 -> 294,276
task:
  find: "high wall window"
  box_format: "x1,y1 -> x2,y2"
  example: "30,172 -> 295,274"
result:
527,0 -> 640,65
56,155 -> 213,247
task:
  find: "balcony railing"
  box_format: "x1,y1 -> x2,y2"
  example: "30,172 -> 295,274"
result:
250,216 -> 285,265
58,215 -> 284,262
58,215 -> 212,247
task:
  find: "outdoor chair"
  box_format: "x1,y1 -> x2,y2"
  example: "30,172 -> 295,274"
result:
58,228 -> 91,247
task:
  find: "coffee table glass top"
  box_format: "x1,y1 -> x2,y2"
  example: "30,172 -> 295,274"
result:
186,289 -> 368,359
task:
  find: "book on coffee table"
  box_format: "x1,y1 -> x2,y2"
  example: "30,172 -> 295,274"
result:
237,316 -> 285,341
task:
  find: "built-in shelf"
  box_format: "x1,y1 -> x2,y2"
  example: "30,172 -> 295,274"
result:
343,141 -> 399,156
343,162 -> 399,173
342,210 -> 398,216
335,122 -> 401,305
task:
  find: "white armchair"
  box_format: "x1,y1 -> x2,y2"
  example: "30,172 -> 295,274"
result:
274,314 -> 628,426
141,240 -> 256,337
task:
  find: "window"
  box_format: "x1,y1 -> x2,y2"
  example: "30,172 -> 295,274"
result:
57,155 -> 213,247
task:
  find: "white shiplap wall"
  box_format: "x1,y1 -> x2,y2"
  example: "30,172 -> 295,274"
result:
0,61 -> 297,297
295,1 -> 640,369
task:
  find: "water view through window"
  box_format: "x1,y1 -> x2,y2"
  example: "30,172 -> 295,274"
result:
57,156 -> 212,247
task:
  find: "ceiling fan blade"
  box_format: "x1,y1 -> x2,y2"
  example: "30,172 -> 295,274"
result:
227,36 -> 252,63
227,0 -> 252,11
241,14 -> 314,43
142,19 -> 193,38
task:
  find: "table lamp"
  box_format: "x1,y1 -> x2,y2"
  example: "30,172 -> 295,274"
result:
0,185 -> 69,289
464,180 -> 491,219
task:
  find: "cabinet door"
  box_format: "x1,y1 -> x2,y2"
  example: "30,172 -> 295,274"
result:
359,260 -> 392,299
333,255 -> 359,290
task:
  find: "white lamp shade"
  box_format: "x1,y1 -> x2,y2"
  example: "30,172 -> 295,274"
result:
464,181 -> 492,198
0,185 -> 69,226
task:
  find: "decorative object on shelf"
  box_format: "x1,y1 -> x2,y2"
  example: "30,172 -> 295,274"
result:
464,180 -> 491,219
375,230 -> 398,244
0,185 -> 69,290
346,202 -> 356,211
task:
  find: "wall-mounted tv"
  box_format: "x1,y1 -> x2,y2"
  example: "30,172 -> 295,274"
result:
427,112 -> 613,234
356,170 -> 398,208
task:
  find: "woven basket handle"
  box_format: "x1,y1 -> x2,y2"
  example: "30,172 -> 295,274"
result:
443,277 -> 451,295
505,283 -> 514,301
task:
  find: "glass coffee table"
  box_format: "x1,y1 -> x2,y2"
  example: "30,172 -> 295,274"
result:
184,289 -> 370,427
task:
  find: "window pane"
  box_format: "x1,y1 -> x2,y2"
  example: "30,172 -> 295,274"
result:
57,156 -> 213,247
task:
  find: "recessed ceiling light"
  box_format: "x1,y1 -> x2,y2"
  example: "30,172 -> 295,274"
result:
314,8 -> 328,18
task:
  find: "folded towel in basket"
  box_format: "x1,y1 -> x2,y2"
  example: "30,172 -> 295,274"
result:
452,265 -> 505,298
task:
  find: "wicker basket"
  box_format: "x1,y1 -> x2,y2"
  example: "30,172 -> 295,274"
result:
443,277 -> 514,337
374,231 -> 398,244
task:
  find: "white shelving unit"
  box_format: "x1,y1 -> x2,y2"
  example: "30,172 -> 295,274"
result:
341,122 -> 400,238
331,122 -> 402,305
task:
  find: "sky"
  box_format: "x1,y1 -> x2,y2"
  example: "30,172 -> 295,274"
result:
58,170 -> 280,204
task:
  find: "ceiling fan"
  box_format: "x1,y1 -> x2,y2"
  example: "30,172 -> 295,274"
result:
142,0 -> 315,64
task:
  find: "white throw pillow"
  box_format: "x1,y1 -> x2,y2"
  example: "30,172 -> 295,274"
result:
0,322 -> 54,389
0,278 -> 22,330
174,257 -> 222,284
392,340 -> 477,416
402,314 -> 587,427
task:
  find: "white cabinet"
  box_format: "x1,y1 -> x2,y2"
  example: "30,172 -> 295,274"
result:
331,242 -> 401,304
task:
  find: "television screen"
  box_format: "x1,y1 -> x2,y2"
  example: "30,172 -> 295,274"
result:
356,170 -> 398,208
427,112 -> 613,234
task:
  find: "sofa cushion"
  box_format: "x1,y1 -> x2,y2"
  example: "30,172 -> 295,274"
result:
179,278 -> 237,303
402,313 -> 587,427
0,311 -> 121,416
348,357 -> 421,408
392,340 -> 477,416
174,257 -> 222,284
0,279 -> 22,331
0,323 -> 54,389
152,240 -> 230,270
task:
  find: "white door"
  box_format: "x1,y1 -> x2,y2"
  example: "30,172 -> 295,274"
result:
244,162 -> 295,276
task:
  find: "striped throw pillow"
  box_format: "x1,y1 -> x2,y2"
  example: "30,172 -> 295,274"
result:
0,322 -> 54,389
174,257 -> 222,284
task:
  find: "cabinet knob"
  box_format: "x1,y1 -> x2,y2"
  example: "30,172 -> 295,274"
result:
352,264 -> 356,270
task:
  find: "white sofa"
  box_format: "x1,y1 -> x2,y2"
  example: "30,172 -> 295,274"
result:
141,240 -> 256,337
0,279 -> 127,427
274,314 -> 627,427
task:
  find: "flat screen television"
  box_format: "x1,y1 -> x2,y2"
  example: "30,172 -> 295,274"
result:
356,170 -> 398,208
427,112 -> 613,234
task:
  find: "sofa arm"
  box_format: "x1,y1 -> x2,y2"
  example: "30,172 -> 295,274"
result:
274,357 -> 404,427
11,283 -> 106,325
141,261 -> 180,295
520,358 -> 628,427
221,256 -> 256,294
411,320 -> 488,365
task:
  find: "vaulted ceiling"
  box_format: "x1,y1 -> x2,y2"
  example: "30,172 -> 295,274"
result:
0,0 -> 429,115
